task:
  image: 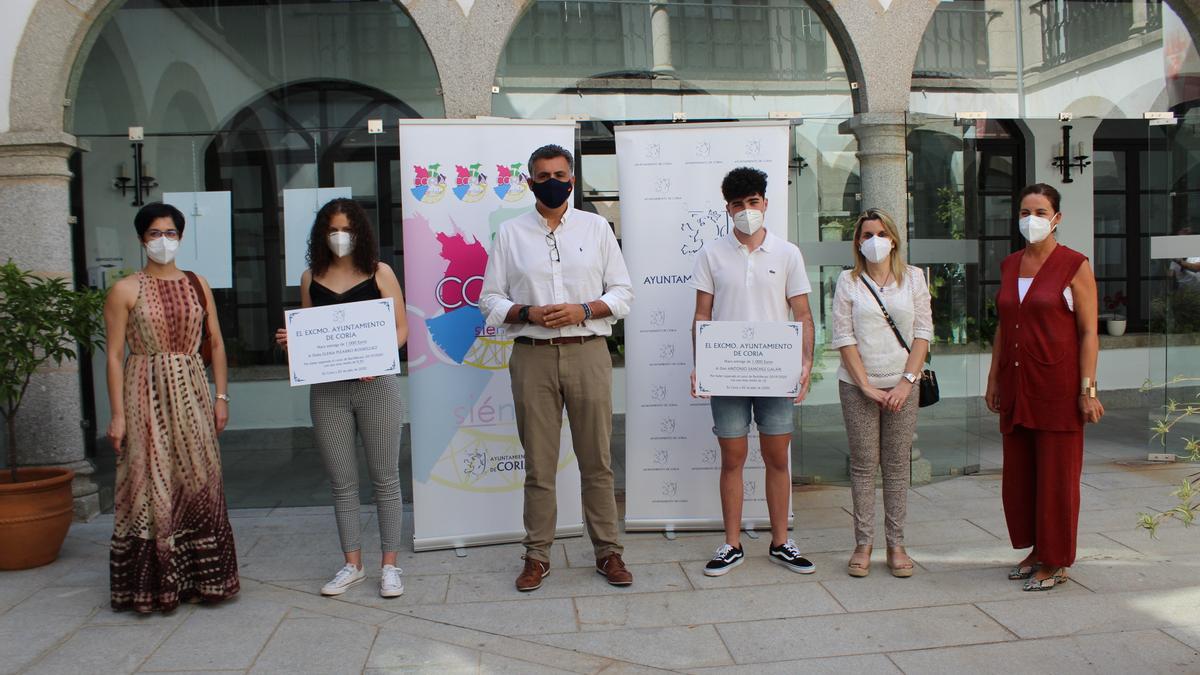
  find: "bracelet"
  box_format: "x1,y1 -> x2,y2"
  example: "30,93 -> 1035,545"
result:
581,303 -> 593,321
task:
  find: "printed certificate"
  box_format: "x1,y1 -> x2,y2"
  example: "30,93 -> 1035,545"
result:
286,298 -> 400,386
694,321 -> 804,397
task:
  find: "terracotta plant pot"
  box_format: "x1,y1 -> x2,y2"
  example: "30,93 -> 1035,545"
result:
0,467 -> 75,570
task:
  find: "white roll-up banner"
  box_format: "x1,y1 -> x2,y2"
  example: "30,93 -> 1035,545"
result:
398,120 -> 583,551
618,121 -> 793,532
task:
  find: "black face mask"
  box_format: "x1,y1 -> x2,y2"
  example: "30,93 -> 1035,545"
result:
530,177 -> 572,209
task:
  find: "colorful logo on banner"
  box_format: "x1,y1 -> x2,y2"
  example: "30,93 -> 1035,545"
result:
453,163 -> 489,203
494,163 -> 530,202
412,163 -> 448,203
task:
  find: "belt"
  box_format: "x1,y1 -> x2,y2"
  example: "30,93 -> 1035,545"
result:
514,335 -> 602,346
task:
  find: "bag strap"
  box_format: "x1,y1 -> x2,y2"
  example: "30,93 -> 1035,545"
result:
860,275 -> 910,354
183,271 -> 210,338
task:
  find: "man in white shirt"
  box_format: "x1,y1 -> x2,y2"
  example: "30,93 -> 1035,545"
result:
1170,226 -> 1200,293
689,167 -> 816,577
480,144 -> 634,592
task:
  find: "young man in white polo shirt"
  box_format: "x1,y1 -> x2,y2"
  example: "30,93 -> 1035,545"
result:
690,167 -> 816,576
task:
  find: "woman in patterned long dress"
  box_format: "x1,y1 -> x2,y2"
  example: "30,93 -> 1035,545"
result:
104,202 -> 239,613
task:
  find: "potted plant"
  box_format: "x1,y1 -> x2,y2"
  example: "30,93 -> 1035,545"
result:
0,261 -> 105,570
1103,292 -> 1127,337
820,219 -> 844,242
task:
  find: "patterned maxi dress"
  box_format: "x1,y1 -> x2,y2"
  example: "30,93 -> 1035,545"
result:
110,273 -> 239,613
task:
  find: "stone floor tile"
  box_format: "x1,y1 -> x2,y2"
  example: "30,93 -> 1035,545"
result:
966,506 -> 1153,540
976,586 -> 1200,639
574,582 -> 843,632
1068,556 -> 1200,594
271,573 -> 449,609
715,605 -> 1013,663
139,597 -> 290,671
820,564 -> 1091,612
793,518 -> 998,555
903,532 -> 1142,573
887,629 -> 1200,674
1163,624 -> 1200,652
366,629 -> 481,670
403,597 -> 578,635
1080,467 -> 1199,491
1079,485 -> 1186,510
790,486 -> 855,508
529,625 -> 733,670
478,653 -> 580,674
688,653 -> 902,674
243,532 -> 380,558
7,585 -> 109,619
1096,527 -> 1200,556
445,562 -> 690,603
238,581 -> 399,626
250,616 -> 377,674
0,613 -> 87,675
23,623 -> 173,675
561,533 -> 727,568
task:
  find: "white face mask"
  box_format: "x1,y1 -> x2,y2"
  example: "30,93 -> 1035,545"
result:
1019,215 -> 1056,244
732,209 -> 764,235
145,237 -> 179,264
859,235 -> 893,264
328,231 -> 354,258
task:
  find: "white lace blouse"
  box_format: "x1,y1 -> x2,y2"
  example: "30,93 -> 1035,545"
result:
831,266 -> 934,388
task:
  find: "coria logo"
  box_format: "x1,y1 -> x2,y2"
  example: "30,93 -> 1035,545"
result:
494,163 -> 530,202
643,274 -> 691,285
453,163 -> 488,203
411,163 -> 447,203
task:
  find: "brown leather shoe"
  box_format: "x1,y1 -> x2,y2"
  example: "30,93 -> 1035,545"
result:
596,553 -> 633,586
515,556 -> 550,592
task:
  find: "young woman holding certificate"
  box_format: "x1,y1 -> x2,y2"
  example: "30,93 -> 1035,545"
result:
275,198 -> 409,599
831,208 -> 932,578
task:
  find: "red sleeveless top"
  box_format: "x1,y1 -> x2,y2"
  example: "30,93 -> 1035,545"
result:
995,244 -> 1087,433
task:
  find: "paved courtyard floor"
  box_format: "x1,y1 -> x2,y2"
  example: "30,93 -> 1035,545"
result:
4,441 -> 1200,673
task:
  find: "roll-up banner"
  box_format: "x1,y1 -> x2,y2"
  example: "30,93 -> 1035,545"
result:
399,120 -> 583,551
617,121 -> 793,532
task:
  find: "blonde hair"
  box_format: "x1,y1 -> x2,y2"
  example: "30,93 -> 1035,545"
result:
850,208 -> 907,287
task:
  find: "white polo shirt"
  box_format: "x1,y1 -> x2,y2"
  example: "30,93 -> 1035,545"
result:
689,231 -> 811,321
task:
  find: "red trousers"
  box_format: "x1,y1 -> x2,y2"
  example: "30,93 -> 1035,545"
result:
1001,425 -> 1084,568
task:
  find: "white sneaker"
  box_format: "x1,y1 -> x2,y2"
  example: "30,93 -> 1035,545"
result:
380,565 -> 404,598
320,563 -> 365,596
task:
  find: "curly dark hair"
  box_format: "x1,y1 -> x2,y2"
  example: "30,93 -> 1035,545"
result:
721,167 -> 768,202
306,198 -> 379,277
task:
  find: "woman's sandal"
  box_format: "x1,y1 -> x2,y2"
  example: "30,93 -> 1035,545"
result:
887,547 -> 914,578
1022,567 -> 1068,591
1008,562 -> 1039,580
847,546 -> 872,578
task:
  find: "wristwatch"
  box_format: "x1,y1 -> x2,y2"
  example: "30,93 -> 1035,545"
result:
216,393 -> 230,403
902,372 -> 918,384
518,305 -> 531,323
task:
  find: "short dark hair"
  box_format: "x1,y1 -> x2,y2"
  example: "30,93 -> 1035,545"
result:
721,167 -> 768,202
306,198 -> 380,277
134,202 -> 185,240
528,144 -> 574,176
1018,183 -> 1061,212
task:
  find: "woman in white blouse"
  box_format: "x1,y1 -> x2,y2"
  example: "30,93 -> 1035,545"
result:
831,208 -> 933,578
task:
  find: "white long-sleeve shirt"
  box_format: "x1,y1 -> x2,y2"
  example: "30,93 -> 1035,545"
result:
831,266 -> 933,388
479,206 -> 633,339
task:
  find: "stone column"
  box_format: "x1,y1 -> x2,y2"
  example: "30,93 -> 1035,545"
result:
0,134 -> 99,520
838,113 -> 933,484
651,3 -> 674,74
1131,0 -> 1150,33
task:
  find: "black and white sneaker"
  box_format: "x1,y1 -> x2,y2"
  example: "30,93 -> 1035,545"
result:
769,539 -> 815,574
703,544 -> 745,577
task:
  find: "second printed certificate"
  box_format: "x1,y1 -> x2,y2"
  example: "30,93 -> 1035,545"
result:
286,298 -> 400,386
695,321 -> 804,397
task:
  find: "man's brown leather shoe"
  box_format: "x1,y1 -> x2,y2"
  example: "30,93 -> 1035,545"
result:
515,556 -> 550,592
596,553 -> 633,586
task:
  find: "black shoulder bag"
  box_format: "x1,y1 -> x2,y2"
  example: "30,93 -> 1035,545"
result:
860,277 -> 939,408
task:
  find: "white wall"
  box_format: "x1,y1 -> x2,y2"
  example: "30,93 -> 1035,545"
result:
0,0 -> 38,134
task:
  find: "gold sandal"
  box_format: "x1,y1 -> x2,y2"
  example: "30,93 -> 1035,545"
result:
887,547 -> 914,578
847,545 -> 871,578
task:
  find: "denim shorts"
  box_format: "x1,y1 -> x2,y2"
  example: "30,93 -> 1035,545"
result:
709,396 -> 795,438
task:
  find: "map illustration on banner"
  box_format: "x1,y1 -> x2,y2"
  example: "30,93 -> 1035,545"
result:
617,121 -> 793,533
399,120 -> 583,551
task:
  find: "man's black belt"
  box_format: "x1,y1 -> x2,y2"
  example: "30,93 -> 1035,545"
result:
514,335 -> 602,346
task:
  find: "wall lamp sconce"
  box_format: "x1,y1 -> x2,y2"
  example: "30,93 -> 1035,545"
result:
1051,123 -> 1090,184
113,128 -> 157,206
792,155 -> 809,176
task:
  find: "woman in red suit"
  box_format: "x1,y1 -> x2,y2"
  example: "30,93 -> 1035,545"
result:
985,183 -> 1105,591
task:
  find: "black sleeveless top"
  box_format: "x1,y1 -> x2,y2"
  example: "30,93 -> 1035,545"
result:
310,275 -> 381,307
